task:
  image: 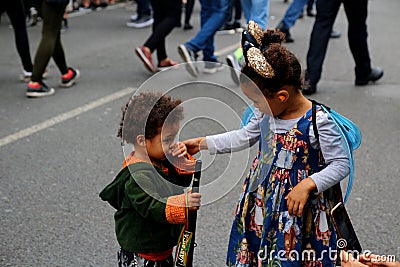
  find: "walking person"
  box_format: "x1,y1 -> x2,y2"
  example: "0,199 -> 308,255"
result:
26,0 -> 79,98
178,0 -> 230,76
135,0 -> 181,73
1,0 -> 34,82
303,0 -> 383,95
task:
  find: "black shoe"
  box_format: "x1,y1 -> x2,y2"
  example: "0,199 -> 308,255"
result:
307,9 -> 315,17
276,22 -> 294,43
183,23 -> 193,30
355,67 -> 384,86
330,30 -> 341,39
302,81 -> 317,95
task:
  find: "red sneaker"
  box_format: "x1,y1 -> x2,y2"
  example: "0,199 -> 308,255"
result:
135,46 -> 156,73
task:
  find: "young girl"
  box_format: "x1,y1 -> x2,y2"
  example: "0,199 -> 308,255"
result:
99,92 -> 201,267
184,21 -> 350,266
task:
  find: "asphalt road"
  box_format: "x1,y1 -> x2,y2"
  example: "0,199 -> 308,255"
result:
0,0 -> 399,266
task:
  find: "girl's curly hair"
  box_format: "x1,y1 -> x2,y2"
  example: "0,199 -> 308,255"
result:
240,29 -> 303,97
117,92 -> 183,145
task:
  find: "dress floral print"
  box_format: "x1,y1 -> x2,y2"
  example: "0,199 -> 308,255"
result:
227,108 -> 339,267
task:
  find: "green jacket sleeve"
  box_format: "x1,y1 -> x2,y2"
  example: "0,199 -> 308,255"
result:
124,169 -> 169,224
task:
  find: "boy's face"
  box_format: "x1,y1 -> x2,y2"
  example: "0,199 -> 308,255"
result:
145,122 -> 180,161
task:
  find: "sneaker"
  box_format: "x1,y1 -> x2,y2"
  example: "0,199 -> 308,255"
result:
78,6 -> 92,13
26,81 -> 55,98
233,22 -> 243,32
20,70 -> 32,82
135,46 -> 157,73
20,68 -> 49,82
177,44 -> 198,77
217,24 -> 235,35
29,7 -> 38,26
61,67 -> 80,88
126,16 -> 154,28
130,14 -> 138,21
226,54 -> 241,85
183,23 -> 193,30
203,61 -> 224,74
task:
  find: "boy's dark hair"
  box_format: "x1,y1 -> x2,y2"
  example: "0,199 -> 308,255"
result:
240,29 -> 303,97
117,92 -> 183,145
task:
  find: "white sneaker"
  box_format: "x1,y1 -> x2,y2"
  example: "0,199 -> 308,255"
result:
126,16 -> 154,28
226,54 -> 241,85
20,68 -> 50,82
203,61 -> 224,74
130,14 -> 138,21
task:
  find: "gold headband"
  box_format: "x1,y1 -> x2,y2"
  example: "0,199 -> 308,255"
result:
246,47 -> 275,78
245,21 -> 275,78
247,20 -> 263,46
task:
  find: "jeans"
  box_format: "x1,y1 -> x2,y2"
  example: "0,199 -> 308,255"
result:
240,0 -> 269,30
185,0 -> 229,61
281,0 -> 308,28
136,0 -> 151,18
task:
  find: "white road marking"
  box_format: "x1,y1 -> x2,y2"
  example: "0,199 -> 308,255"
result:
0,87 -> 135,148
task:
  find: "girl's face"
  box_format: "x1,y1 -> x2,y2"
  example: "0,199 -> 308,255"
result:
145,122 -> 180,161
241,81 -> 287,118
241,81 -> 273,115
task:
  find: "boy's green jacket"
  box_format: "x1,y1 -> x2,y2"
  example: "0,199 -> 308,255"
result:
99,161 -> 192,253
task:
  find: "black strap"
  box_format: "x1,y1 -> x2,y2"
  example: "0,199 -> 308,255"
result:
311,100 -> 319,142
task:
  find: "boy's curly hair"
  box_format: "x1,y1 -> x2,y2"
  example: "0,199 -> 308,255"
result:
241,29 -> 303,97
117,92 -> 183,145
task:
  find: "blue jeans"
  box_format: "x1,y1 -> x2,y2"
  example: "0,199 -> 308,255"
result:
185,0 -> 229,61
135,0 -> 151,17
281,0 -> 307,28
240,0 -> 270,30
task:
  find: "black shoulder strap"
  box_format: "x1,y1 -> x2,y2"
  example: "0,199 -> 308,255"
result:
311,100 -> 319,142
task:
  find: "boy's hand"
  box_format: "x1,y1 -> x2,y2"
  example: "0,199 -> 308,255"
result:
182,137 -> 207,155
285,178 -> 316,217
171,142 -> 187,158
187,192 -> 201,211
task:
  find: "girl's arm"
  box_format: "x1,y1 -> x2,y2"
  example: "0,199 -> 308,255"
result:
286,111 -> 350,216
308,110 -> 350,193
184,108 -> 263,155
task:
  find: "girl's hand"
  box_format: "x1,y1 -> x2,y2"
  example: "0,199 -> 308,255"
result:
187,192 -> 201,211
285,178 -> 316,217
182,137 -> 207,155
171,142 -> 187,158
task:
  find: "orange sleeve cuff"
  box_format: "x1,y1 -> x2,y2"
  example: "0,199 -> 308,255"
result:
165,194 -> 187,224
174,154 -> 196,175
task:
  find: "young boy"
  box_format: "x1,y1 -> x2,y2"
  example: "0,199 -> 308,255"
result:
99,92 -> 201,267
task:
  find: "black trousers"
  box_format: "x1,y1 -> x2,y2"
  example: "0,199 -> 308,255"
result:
144,0 -> 181,63
1,0 -> 33,72
31,0 -> 68,82
305,0 -> 371,84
